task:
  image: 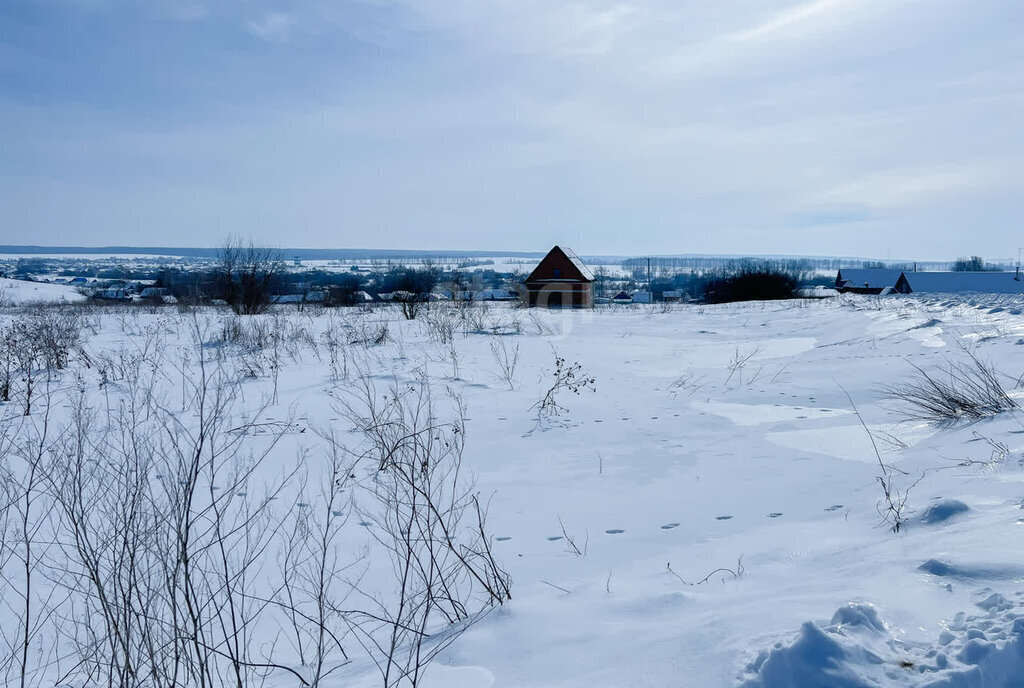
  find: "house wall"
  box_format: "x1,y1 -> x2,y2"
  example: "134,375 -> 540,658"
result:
524,282 -> 593,308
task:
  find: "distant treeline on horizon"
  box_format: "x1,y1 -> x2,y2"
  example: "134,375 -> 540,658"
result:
0,246 -> 547,261
0,245 -> 966,269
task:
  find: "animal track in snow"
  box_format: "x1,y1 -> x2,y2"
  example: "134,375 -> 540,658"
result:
605,529 -> 625,534
660,523 -> 680,529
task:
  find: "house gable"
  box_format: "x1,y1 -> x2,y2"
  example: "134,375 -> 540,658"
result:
524,246 -> 595,284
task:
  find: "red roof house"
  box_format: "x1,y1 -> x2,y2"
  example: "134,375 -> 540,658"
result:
522,246 -> 594,308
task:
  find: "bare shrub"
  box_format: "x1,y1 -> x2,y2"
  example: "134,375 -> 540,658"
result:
349,318 -> 390,347
341,374 -> 510,686
489,338 -> 520,390
0,405 -> 61,688
423,307 -> 458,344
843,387 -> 918,533
724,346 -> 761,387
885,349 -> 1018,424
278,433 -> 361,686
320,318 -> 351,381
0,311 -> 84,413
531,352 -> 596,418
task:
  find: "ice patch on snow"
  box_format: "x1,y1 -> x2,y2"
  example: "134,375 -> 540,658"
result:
697,402 -> 849,427
766,424 -> 887,464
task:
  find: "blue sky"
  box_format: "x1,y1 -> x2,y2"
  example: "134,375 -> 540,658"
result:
1,0 -> 1022,259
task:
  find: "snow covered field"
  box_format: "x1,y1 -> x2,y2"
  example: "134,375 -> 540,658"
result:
2,295 -> 1024,687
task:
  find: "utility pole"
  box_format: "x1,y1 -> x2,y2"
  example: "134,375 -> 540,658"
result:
647,257 -> 652,299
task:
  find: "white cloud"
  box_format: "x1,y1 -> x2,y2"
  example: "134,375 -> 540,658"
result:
814,164 -> 996,209
730,0 -> 869,42
245,12 -> 296,43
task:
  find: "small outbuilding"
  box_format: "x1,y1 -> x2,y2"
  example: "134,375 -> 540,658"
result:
522,246 -> 594,308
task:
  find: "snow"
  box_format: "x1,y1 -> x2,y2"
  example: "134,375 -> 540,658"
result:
740,599 -> 1024,687
2,293 -> 1024,686
0,276 -> 88,304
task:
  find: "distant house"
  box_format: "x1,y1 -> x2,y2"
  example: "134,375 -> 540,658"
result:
522,246 -> 594,308
662,289 -> 694,303
139,287 -> 168,299
476,288 -> 518,301
611,291 -> 633,304
631,291 -> 652,304
797,286 -> 839,299
835,269 -> 902,294
271,290 -> 326,304
95,288 -> 132,301
894,271 -> 1024,295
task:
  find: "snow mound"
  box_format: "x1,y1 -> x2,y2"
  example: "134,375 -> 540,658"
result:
918,559 -> 1024,581
920,499 -> 970,525
739,599 -> 1024,687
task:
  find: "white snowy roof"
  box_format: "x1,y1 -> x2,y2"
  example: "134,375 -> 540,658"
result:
560,247 -> 595,281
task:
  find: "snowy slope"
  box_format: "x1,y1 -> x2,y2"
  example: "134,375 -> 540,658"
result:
0,276 -> 88,304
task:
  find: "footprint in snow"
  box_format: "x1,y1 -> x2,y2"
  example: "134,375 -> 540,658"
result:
358,520 -> 373,527
495,536 -> 512,541
824,505 -> 844,512
660,523 -> 680,530
716,515 -> 733,521
546,536 -> 564,542
768,512 -> 783,518
605,529 -> 625,534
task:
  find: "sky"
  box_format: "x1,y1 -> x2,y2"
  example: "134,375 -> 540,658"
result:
0,0 -> 1022,260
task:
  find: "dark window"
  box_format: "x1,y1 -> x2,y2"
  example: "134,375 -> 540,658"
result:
553,268 -> 562,278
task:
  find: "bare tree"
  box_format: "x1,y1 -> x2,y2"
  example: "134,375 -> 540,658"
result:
216,237 -> 283,315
